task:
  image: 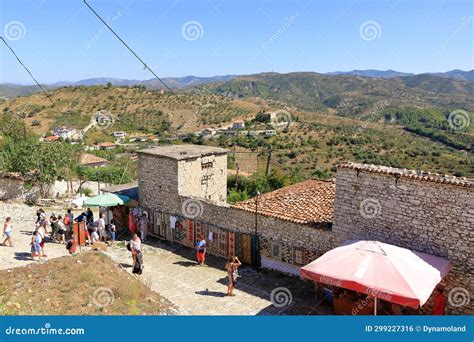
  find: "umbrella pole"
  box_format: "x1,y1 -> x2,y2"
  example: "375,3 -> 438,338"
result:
374,297 -> 377,316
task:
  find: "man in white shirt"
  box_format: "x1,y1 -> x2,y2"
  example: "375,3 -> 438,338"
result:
96,213 -> 106,242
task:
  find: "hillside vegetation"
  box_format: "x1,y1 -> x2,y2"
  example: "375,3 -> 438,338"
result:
0,86 -> 260,135
203,72 -> 474,117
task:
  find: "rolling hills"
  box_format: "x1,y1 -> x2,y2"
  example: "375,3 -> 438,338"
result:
0,75 -> 472,178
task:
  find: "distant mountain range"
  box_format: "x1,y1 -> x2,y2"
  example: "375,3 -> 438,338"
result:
324,69 -> 474,82
203,71 -> 474,120
49,74 -> 237,88
0,75 -> 237,99
1,70 -> 473,99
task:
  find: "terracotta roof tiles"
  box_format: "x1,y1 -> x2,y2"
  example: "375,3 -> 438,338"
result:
233,179 -> 335,228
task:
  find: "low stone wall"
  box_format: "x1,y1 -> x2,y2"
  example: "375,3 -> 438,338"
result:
0,178 -> 41,203
0,178 -> 104,203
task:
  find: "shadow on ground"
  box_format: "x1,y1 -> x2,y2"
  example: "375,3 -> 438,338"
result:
195,290 -> 227,297
128,236 -> 335,315
14,252 -> 31,261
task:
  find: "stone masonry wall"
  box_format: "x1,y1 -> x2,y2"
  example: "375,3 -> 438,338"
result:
137,153 -> 179,205
177,154 -> 227,205
332,167 -> 473,314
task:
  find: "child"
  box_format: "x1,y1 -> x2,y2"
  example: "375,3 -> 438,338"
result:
31,229 -> 42,260
66,235 -> 78,255
2,217 -> 13,247
91,228 -> 100,244
109,221 -> 116,245
195,235 -> 206,265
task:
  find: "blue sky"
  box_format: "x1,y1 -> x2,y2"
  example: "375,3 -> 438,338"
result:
1,0 -> 473,84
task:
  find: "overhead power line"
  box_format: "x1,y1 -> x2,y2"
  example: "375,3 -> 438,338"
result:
83,0 -> 199,115
0,37 -> 55,106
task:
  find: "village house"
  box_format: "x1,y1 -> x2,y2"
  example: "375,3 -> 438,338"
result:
195,128 -> 217,138
113,144 -> 473,314
232,120 -> 245,129
79,153 -> 108,168
43,135 -> 60,142
52,126 -> 77,139
112,131 -> 126,138
98,142 -> 117,150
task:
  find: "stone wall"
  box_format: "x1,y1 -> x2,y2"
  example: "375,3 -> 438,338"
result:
0,176 -> 103,203
0,178 -> 40,203
138,152 -> 227,207
177,154 -> 227,205
332,167 -> 473,314
138,153 -> 179,203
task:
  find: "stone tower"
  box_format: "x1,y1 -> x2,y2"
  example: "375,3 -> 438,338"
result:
137,144 -> 229,208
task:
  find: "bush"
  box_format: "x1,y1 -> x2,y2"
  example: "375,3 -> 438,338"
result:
82,187 -> 93,197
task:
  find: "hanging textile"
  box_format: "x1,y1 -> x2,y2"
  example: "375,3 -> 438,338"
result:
227,231 -> 235,258
259,236 -> 271,257
281,243 -> 293,264
128,212 -> 137,233
304,249 -> 319,265
217,229 -> 228,257
208,231 -> 213,241
293,246 -> 305,266
187,220 -> 194,247
170,216 -> 177,229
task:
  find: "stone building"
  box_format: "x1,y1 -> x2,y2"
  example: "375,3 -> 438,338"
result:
136,145 -> 473,314
138,144 -> 228,206
332,162 -> 473,315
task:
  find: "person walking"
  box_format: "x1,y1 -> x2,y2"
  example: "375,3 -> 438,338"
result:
64,209 -> 74,238
195,235 -> 206,266
130,233 -> 142,267
56,215 -> 66,244
37,223 -> 47,258
31,228 -> 42,260
85,208 -> 94,225
2,217 -> 13,247
36,208 -> 46,225
49,212 -> 59,241
109,220 -> 116,245
225,256 -> 241,296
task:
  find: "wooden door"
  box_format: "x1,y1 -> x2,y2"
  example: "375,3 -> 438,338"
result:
241,234 -> 252,264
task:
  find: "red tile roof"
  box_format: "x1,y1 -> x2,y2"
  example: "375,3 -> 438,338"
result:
44,135 -> 60,141
338,162 -> 474,189
233,179 -> 335,228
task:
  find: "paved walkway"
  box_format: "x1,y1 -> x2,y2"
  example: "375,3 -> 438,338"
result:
0,203 -> 332,315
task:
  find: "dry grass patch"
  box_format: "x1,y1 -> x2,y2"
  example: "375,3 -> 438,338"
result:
0,251 -> 177,315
